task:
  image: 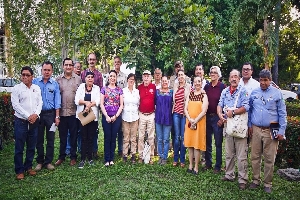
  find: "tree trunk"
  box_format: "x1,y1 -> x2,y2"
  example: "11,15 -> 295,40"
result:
3,0 -> 13,77
273,1 -> 281,85
263,19 -> 269,70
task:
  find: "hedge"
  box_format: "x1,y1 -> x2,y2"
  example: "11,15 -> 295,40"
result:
0,92 -> 14,149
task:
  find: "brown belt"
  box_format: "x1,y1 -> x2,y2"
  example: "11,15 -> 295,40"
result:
256,126 -> 270,130
141,112 -> 154,116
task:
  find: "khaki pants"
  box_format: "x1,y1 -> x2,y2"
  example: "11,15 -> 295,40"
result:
122,120 -> 138,157
224,124 -> 248,184
251,125 -> 279,188
138,112 -> 155,159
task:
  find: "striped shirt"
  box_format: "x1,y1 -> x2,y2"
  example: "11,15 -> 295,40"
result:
173,87 -> 185,114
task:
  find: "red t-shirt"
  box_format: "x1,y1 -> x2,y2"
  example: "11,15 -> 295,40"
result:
138,83 -> 156,113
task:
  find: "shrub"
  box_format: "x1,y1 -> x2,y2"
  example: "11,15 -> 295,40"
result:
0,92 -> 14,147
285,99 -> 300,117
276,116 -> 300,168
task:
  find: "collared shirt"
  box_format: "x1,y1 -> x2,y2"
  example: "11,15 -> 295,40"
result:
218,84 -> 249,112
205,81 -> 226,114
239,77 -> 260,97
138,83 -> 156,113
104,70 -> 127,89
169,75 -> 191,89
248,86 -> 287,135
56,72 -> 82,116
11,82 -> 43,120
122,87 -> 140,122
81,68 -> 103,89
32,77 -> 61,111
152,81 -> 161,89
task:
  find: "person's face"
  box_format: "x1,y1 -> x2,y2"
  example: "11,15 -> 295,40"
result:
161,77 -> 168,89
195,65 -> 204,77
242,64 -> 252,80
209,68 -> 219,81
42,64 -> 53,80
154,70 -> 162,81
88,54 -> 97,68
74,62 -> 82,75
174,64 -> 181,74
259,77 -> 271,90
142,74 -> 151,84
114,58 -> 122,71
127,76 -> 135,87
21,70 -> 33,86
85,75 -> 94,85
193,77 -> 202,90
177,71 -> 185,83
109,72 -> 117,85
229,71 -> 240,88
63,60 -> 74,74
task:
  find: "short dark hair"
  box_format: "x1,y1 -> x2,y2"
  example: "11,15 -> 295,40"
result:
177,69 -> 185,74
87,52 -> 97,59
259,69 -> 272,80
243,62 -> 253,70
42,61 -> 53,69
127,73 -> 136,81
63,58 -> 73,66
106,70 -> 118,86
114,55 -> 122,61
21,66 -> 34,75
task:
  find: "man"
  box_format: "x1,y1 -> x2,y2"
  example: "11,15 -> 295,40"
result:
153,68 -> 162,89
169,60 -> 190,89
194,63 -> 209,88
239,62 -> 260,96
11,66 -> 42,180
33,61 -> 61,171
73,61 -> 82,76
203,66 -> 226,173
137,70 -> 156,164
217,69 -> 249,190
112,56 -> 127,156
248,69 -> 287,193
55,58 -> 82,167
81,53 -> 103,159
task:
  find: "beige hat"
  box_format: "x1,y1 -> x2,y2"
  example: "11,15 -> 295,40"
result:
143,70 -> 151,75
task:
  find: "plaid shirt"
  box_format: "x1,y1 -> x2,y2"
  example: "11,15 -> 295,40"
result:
81,68 -> 103,90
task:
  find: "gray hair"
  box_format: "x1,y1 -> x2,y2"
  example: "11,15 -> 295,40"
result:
229,69 -> 241,78
259,69 -> 272,80
210,66 -> 222,78
74,61 -> 82,66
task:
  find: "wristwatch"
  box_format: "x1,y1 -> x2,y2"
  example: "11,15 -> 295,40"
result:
232,110 -> 235,118
55,116 -> 60,119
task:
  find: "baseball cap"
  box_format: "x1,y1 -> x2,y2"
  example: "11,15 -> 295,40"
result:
143,70 -> 151,75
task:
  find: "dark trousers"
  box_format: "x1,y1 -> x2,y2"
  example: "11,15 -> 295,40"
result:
14,118 -> 38,174
102,114 -> 122,162
80,120 -> 98,161
205,115 -> 223,170
93,124 -> 99,153
58,115 -> 78,160
117,127 -> 123,153
36,111 -> 55,165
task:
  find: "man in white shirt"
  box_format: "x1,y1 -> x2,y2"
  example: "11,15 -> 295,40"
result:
239,62 -> 260,97
11,66 -> 43,180
194,63 -> 209,89
153,68 -> 162,89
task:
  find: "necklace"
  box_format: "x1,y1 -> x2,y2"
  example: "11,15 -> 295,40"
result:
85,84 -> 92,92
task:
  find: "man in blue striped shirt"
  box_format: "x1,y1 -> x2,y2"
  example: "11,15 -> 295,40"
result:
248,69 -> 287,193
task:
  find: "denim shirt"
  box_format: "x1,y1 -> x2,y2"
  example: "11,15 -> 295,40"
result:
218,85 -> 249,112
33,77 -> 61,111
248,86 -> 287,135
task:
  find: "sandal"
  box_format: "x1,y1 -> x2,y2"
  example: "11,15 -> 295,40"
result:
172,162 -> 178,166
180,163 -> 185,168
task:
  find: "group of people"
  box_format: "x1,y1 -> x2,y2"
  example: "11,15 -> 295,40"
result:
12,54 -> 287,194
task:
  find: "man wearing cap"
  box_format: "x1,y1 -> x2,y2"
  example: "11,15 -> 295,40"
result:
55,58 -> 82,167
137,70 -> 156,164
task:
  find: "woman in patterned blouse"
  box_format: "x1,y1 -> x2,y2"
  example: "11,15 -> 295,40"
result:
100,70 -> 124,167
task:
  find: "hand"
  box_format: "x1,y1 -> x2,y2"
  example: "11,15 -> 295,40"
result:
248,127 -> 253,138
217,119 -> 224,127
85,101 -> 92,109
276,134 -> 285,141
189,118 -> 196,124
218,113 -> 227,123
55,118 -> 60,126
111,115 -> 117,123
28,114 -> 38,124
106,116 -> 112,123
226,109 -> 233,118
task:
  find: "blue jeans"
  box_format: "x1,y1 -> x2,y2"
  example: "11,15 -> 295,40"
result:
102,114 -> 122,162
66,119 -> 81,153
205,115 -> 223,170
65,132 -> 71,155
155,123 -> 171,160
117,127 -> 123,154
14,117 -> 38,174
173,113 -> 186,163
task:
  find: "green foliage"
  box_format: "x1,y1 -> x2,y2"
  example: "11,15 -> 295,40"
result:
0,92 -> 14,142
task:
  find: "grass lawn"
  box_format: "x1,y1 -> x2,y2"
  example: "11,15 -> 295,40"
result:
0,126 -> 299,200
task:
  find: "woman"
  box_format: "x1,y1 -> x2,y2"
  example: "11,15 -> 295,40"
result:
122,73 -> 139,163
184,77 -> 208,174
75,72 -> 100,169
100,70 -> 124,167
172,69 -> 191,167
155,76 -> 173,165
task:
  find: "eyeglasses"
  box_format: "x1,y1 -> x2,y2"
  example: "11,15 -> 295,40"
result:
128,78 -> 135,81
243,68 -> 252,71
89,59 -> 96,61
21,73 -> 32,77
64,64 -> 74,66
210,71 -> 218,74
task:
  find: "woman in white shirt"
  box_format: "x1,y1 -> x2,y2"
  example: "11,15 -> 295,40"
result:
75,72 -> 100,169
122,73 -> 140,163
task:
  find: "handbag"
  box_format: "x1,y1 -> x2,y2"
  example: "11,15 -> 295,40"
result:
78,108 -> 96,126
226,89 -> 248,138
